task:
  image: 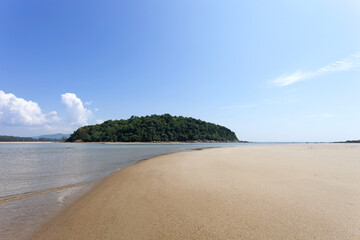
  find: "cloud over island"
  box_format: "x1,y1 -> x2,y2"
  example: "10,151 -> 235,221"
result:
61,93 -> 92,126
0,90 -> 98,135
0,90 -> 60,126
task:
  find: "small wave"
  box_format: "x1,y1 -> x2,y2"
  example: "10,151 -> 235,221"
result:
0,182 -> 91,204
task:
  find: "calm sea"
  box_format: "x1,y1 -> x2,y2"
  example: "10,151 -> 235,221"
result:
0,142 -> 243,240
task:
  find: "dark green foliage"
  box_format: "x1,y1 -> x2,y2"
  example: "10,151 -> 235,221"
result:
0,135 -> 66,142
37,137 -> 65,142
67,114 -> 239,142
0,135 -> 36,142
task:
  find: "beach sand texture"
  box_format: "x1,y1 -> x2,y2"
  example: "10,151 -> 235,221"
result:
32,145 -> 360,240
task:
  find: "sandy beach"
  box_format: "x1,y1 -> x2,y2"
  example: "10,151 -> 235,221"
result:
32,144 -> 360,240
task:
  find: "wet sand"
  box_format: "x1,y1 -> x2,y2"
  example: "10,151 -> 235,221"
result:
32,145 -> 360,239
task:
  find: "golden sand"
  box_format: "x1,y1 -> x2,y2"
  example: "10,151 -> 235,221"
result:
32,145 -> 360,239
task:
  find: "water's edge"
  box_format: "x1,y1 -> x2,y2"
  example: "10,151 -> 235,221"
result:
0,142 -> 328,240
27,145 -> 226,239
0,143 -> 239,240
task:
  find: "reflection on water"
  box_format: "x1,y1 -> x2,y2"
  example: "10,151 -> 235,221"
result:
0,142 -> 241,240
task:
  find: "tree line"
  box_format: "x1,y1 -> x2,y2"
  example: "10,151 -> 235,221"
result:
0,135 -> 36,142
0,135 -> 66,142
67,114 -> 239,142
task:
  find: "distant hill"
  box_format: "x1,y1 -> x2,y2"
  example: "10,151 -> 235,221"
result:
0,133 -> 70,142
67,114 -> 239,142
34,133 -> 70,140
0,135 -> 36,142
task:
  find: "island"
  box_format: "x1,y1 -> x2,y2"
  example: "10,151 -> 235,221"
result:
67,114 -> 240,142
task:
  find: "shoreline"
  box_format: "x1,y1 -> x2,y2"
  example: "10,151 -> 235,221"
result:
0,141 -> 244,144
3,141 -> 357,145
3,143 -> 231,240
31,144 -> 360,239
3,143 -> 232,239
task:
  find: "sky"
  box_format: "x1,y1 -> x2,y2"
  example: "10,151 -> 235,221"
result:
1,0 -> 360,141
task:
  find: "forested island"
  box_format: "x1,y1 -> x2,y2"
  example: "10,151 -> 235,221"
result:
67,114 -> 240,142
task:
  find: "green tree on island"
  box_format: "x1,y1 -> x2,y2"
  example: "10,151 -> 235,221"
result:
67,114 -> 239,142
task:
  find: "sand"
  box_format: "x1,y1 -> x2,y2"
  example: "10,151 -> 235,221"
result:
32,145 -> 360,240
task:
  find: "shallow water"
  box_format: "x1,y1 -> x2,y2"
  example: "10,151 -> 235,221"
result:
0,142 -> 241,240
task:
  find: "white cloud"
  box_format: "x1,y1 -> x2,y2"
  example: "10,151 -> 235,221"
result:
61,93 -> 92,126
0,90 -> 59,126
0,91 -> 97,135
274,71 -> 310,86
273,52 -> 360,86
96,119 -> 104,124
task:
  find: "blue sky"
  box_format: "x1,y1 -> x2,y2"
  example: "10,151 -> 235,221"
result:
1,0 -> 360,141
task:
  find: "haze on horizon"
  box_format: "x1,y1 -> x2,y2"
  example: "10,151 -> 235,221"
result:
0,0 -> 359,142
